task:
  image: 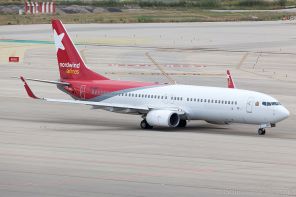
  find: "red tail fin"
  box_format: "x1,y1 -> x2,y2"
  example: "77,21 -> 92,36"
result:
52,19 -> 108,81
227,70 -> 235,89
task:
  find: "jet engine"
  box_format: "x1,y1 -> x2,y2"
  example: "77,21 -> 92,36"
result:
146,110 -> 180,127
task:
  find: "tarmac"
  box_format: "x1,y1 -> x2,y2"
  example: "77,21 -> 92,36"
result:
0,21 -> 296,196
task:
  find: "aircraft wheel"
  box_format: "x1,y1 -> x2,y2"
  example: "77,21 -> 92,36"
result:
177,119 -> 187,128
258,128 -> 266,135
140,119 -> 153,129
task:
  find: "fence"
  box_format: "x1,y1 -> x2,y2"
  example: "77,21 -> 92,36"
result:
24,1 -> 56,14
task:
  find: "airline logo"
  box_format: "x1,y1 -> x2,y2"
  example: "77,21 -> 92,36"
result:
59,62 -> 80,75
53,29 -> 65,52
59,62 -> 80,68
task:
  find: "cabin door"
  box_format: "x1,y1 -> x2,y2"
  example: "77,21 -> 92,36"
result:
80,85 -> 86,99
246,97 -> 254,113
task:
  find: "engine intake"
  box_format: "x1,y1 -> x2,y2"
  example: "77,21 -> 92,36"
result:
146,110 -> 180,127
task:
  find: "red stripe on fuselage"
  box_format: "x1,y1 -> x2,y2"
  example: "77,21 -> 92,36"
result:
62,79 -> 156,99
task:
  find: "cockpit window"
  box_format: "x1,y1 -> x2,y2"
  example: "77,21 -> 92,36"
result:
262,101 -> 281,106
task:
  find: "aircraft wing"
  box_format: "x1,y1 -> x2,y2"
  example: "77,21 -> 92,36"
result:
20,76 -> 171,113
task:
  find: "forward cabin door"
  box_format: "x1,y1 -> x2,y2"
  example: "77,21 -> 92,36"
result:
246,97 -> 254,113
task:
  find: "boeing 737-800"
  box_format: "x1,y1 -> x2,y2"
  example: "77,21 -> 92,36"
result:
19,19 -> 290,135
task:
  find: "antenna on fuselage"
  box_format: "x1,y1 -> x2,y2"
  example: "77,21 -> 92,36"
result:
145,52 -> 176,85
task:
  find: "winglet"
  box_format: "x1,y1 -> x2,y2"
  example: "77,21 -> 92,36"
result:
227,70 -> 236,89
20,76 -> 39,99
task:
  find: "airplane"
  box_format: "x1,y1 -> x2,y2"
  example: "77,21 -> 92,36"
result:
19,19 -> 290,135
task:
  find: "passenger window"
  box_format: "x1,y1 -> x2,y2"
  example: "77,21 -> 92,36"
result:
267,102 -> 271,106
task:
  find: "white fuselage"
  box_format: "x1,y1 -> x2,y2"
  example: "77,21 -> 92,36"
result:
102,84 -> 289,125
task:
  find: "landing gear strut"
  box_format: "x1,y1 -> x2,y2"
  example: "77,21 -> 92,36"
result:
177,119 -> 187,128
140,119 -> 153,129
258,128 -> 266,135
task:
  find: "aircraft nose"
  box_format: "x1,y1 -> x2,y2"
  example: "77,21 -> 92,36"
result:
277,106 -> 290,121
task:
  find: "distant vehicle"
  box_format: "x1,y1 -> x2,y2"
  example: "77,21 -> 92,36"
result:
19,19 -> 289,135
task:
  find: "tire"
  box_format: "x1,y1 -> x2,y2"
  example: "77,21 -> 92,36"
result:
140,119 -> 153,129
258,128 -> 266,135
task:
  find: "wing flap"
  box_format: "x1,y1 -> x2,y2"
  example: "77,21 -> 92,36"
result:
44,98 -> 149,111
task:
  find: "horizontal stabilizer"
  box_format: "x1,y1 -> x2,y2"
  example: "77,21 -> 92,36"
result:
13,76 -> 69,85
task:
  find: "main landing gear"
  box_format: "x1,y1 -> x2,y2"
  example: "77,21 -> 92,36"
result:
177,119 -> 187,128
258,128 -> 266,135
140,119 -> 153,129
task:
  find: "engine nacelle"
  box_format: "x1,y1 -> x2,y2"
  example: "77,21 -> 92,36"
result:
146,110 -> 180,127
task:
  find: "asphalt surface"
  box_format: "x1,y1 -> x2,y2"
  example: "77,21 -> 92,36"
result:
0,21 -> 296,197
